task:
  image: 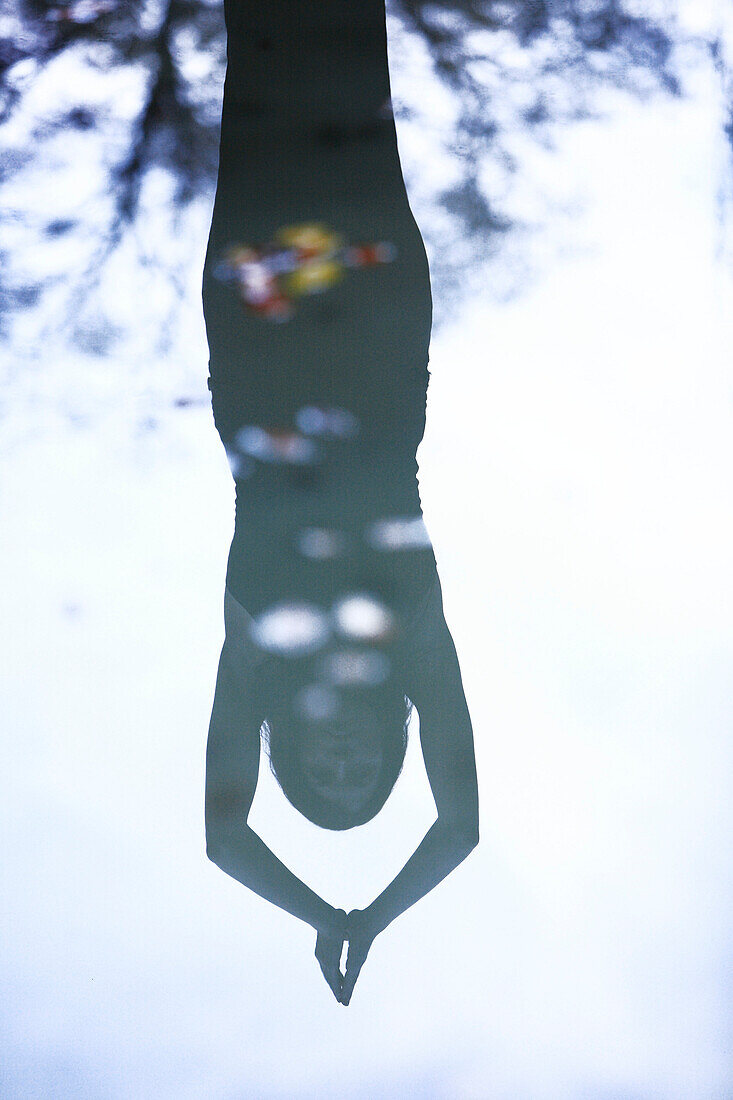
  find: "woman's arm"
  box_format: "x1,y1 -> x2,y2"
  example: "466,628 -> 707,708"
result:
340,581 -> 479,1004
205,607 -> 342,938
402,574 -> 480,842
359,703 -> 478,936
363,614 -> 479,929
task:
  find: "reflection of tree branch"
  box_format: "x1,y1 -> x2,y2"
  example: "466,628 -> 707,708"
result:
65,0 -> 215,347
115,0 -> 178,225
0,0 -> 699,354
393,1 -> 510,307
3,1 -> 220,354
390,0 -> 680,316
45,1 -> 200,349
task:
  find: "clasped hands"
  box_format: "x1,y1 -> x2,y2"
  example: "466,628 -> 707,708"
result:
315,907 -> 380,1006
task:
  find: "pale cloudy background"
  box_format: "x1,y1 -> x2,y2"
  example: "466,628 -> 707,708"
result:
1,2 -> 732,1097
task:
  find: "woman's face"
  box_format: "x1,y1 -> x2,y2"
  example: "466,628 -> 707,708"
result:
298,713 -> 384,812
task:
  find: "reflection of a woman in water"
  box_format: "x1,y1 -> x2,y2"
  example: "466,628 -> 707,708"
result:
203,0 -> 478,1004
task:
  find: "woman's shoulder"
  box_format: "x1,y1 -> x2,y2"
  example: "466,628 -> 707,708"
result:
223,587 -> 271,668
391,574 -> 466,705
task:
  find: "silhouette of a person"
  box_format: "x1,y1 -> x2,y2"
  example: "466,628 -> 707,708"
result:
203,0 -> 478,1004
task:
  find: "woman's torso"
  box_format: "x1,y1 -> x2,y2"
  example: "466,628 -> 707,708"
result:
204,0 -> 431,446
204,0 -> 437,620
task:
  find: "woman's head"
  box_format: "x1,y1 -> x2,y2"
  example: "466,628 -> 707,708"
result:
261,678 -> 412,830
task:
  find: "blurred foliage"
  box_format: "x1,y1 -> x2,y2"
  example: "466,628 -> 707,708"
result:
0,0 -> 707,354
2,0 -> 223,208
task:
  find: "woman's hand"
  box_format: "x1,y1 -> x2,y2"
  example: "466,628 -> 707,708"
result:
314,906 -> 382,1004
314,908 -> 348,1002
340,907 -> 381,1006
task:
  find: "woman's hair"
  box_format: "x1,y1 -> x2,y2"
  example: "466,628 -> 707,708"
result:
261,684 -> 412,830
